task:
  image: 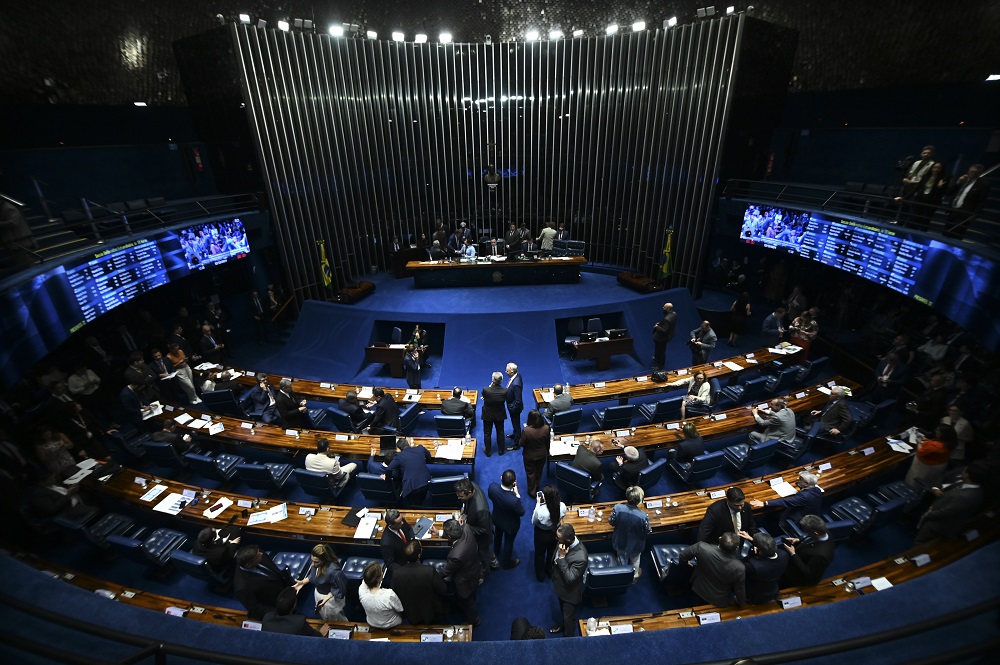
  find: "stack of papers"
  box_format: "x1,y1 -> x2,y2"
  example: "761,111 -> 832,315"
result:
435,443 -> 465,460
770,477 -> 798,497
153,493 -> 188,515
540,391 -> 555,403
722,361 -> 743,372
357,387 -> 374,400
353,516 -> 379,539
188,418 -> 210,429
139,484 -> 169,502
247,503 -> 288,526
887,439 -> 914,453
549,439 -> 577,457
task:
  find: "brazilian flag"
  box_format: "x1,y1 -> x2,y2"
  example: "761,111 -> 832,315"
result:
659,228 -> 674,278
317,240 -> 333,289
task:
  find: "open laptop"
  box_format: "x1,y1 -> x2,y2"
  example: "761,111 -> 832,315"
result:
580,331 -> 598,343
379,434 -> 398,452
607,328 -> 628,339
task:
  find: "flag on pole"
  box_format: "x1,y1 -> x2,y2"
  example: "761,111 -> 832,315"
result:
659,228 -> 674,278
317,240 -> 333,289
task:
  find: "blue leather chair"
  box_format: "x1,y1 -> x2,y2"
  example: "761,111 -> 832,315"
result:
357,472 -> 399,504
638,395 -> 684,424
184,451 -> 246,483
201,389 -> 253,419
593,404 -> 636,430
773,435 -> 812,465
169,549 -> 231,585
793,356 -> 828,384
105,427 -> 151,458
668,450 -> 725,486
397,402 -> 420,435
686,377 -> 721,416
434,415 -> 467,438
783,516 -> 856,542
876,480 -> 922,508
763,366 -> 800,395
391,327 -> 402,344
139,440 -> 189,470
584,553 -> 635,601
52,505 -> 100,532
234,462 -> 295,491
293,468 -> 345,499
722,439 -> 779,476
554,461 -> 601,502
273,551 -> 312,581
850,399 -> 896,432
82,512 -> 135,550
563,318 -> 585,353
326,406 -> 356,433
586,317 -> 603,334
635,458 -> 667,492
718,375 -> 768,408
649,544 -> 690,595
544,407 -> 584,435
108,527 -> 187,568
830,495 -> 907,537
305,406 -> 328,429
424,473 -> 468,507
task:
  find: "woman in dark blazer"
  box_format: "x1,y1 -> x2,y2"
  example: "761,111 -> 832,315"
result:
520,409 -> 550,496
480,371 -> 508,457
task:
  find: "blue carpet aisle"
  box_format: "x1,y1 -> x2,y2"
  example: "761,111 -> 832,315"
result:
30,270 -> 919,642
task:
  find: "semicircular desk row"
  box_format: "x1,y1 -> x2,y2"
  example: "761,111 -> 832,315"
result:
86,431 -> 914,548
154,375 -> 860,468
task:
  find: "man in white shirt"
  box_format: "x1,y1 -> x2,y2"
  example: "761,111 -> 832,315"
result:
304,438 -> 357,489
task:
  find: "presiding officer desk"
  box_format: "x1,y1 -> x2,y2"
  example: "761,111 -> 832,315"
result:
14,552 -> 473,642
546,376 -> 862,462
406,255 -> 586,287
533,346 -> 802,408
152,405 -> 477,468
577,512 -> 999,636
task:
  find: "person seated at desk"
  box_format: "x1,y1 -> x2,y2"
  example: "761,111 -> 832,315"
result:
780,514 -> 835,587
611,446 -> 648,490
799,385 -> 853,442
441,387 -> 476,429
383,437 -> 432,506
668,370 -> 711,420
274,378 -> 312,429
669,421 -> 705,464
192,527 -> 240,577
749,397 -> 796,445
459,238 -> 477,259
262,587 -> 329,637
247,372 -> 279,424
546,384 -> 573,415
305,438 -> 358,490
750,472 -> 823,533
362,387 -> 400,433
338,390 -> 369,430
572,439 -> 604,483
151,420 -> 194,455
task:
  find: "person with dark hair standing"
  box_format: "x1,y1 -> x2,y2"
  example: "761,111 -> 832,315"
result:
380,508 -> 416,576
440,518 -> 482,626
680,532 -> 746,607
192,527 -> 240,577
521,409 -> 550,496
946,163 -> 990,239
124,352 -> 159,403
728,292 -> 752,347
262,587 -> 329,637
384,438 -> 432,507
488,469 -> 525,569
652,302 -> 677,370
391,540 -> 447,625
455,477 -> 497,575
234,544 -> 293,620
358,562 -> 403,628
743,532 -> 789,604
481,371 -> 508,457
532,485 -> 567,582
781,515 -> 835,587
403,344 -> 421,389
698,486 -> 757,544
549,523 -> 588,636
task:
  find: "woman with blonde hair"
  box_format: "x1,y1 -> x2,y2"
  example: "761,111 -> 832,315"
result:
293,543 -> 348,621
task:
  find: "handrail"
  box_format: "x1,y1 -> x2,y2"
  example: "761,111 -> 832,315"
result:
270,294 -> 296,322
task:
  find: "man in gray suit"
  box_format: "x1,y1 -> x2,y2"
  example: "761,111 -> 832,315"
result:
749,397 -> 797,444
680,531 -> 746,607
915,465 -> 986,543
549,523 -> 589,636
688,320 -> 718,365
546,384 -> 573,415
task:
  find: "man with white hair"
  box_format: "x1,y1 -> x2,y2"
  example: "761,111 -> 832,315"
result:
612,445 -> 648,490
801,386 -> 853,442
750,472 -> 823,532
505,362 -> 524,449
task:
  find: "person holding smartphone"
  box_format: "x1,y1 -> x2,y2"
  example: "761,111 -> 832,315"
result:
531,485 -> 566,582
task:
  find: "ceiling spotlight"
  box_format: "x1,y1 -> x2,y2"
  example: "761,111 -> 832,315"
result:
632,21 -> 646,32
293,19 -> 304,30
329,25 -> 344,37
987,74 -> 1000,81
366,30 -> 378,39
665,17 -> 678,28
133,101 -> 147,107
303,19 -> 314,30
392,31 -> 405,42
439,32 -> 452,44
708,6 -> 717,15
525,29 -> 539,41
238,14 -> 250,24
606,24 -> 619,35
572,29 -> 584,37
277,20 -> 290,32
726,6 -> 735,15
415,33 -> 427,43
549,29 -> 564,40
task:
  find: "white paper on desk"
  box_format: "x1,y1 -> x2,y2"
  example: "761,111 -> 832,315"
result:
818,462 -> 833,471
610,624 -> 634,635
711,413 -> 728,421
327,629 -> 351,640
795,392 -> 807,399
614,429 -> 631,437
593,382 -> 606,388
354,516 -> 378,539
142,403 -> 164,420
747,358 -> 758,364
768,347 -> 786,355
320,382 -> 332,388
540,391 -> 555,403
406,389 -> 421,395
666,422 -> 680,430
195,362 -> 217,371
459,396 -> 471,403
239,422 -> 254,430
771,482 -> 798,498
784,345 -> 802,353
549,440 -> 576,457
165,606 -> 187,617
816,386 -> 832,395
237,499 -> 253,508
242,371 -> 254,377
188,418 -> 209,429
334,433 -> 349,441
284,429 -> 298,436
723,361 -> 743,372
140,484 -> 169,502
698,612 -> 721,625
636,375 -> 649,382
420,633 -> 444,642
871,577 -> 893,591
174,412 -> 194,425
358,387 -> 374,400
888,441 -> 913,453
588,627 -> 611,636
863,447 -> 876,456
769,477 -> 784,486
207,422 -> 225,435
203,496 -> 232,519
709,490 -> 726,499
435,443 -> 465,461
267,503 -> 288,523
644,499 -> 663,509
676,369 -> 688,376
247,510 -> 271,526
153,493 -> 187,515
388,344 -> 406,349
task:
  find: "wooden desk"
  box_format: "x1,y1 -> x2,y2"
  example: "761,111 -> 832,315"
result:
406,255 -> 586,287
533,346 -> 800,408
364,344 -> 407,378
230,367 -> 478,410
571,337 -> 635,371
577,513 -> 999,636
153,405 -> 477,466
547,376 -> 862,461
87,465 -> 458,547
14,552 -> 472,642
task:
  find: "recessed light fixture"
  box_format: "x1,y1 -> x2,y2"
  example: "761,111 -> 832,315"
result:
439,32 -> 453,44
415,34 -> 427,43
632,21 -> 646,32
606,24 -> 619,35
277,20 -> 289,32
329,25 -> 344,37
392,31 -> 405,42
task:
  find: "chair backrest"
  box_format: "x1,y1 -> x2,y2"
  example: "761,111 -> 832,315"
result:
169,549 -> 215,580
554,462 -> 598,502
566,318 -> 584,336
398,402 -> 420,434
434,414 -> 467,437
864,496 -> 907,532
391,327 -> 402,344
825,519 -> 856,541
326,406 -> 354,433
551,408 -> 584,435
687,451 -> 726,481
797,356 -> 828,383
637,457 -> 667,490
744,439 -> 779,468
426,473 -> 469,507
586,317 -> 603,333
768,367 -> 800,393
293,469 -> 340,498
357,472 -> 398,503
200,390 -> 250,419
599,404 -> 636,430
740,376 -> 770,403
140,440 -> 186,468
235,463 -> 278,490
584,553 -> 634,594
706,377 -> 721,407
272,551 -> 312,581
650,395 -> 684,422
184,453 -> 226,480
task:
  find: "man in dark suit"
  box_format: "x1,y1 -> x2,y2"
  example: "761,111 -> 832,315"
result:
572,440 -> 604,483
392,541 -> 447,625
151,420 -> 194,455
688,320 -> 718,365
680,532 -> 746,607
751,472 -> 823,533
403,344 -> 421,389
611,445 -> 648,490
867,353 -> 908,402
123,352 -> 160,403
234,544 -> 293,619
274,378 -> 311,429
780,515 -> 835,587
481,371 -> 508,457
800,386 -> 853,442
761,307 -> 788,343
262,587 -> 328,636
439,518 -> 482,626
505,362 -> 524,449
118,383 -> 153,430
698,487 -> 758,544
946,164 -> 990,239
549,524 -> 588,636
337,390 -> 369,430
652,302 -> 678,370
384,438 -> 432,506
192,527 -> 239,576
364,387 -> 400,433
504,223 -> 521,256
456,477 -> 497,575
441,387 -> 476,429
248,290 -> 270,344
247,373 -> 279,424
488,469 -> 525,569
743,532 -> 789,604
380,508 -> 416,584
546,384 -> 573,415
198,324 -> 225,364
915,465 -> 986,543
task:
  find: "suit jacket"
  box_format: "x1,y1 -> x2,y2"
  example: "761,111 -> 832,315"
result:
753,406 -> 797,443
916,483 -> 984,542
337,398 -> 368,426
148,356 -> 175,379
690,326 -> 718,355
613,448 -> 648,487
124,364 -> 160,402
504,229 -> 522,252
150,430 -> 192,455
572,446 -> 604,482
520,424 -> 550,462
441,524 -> 482,599
871,359 -> 908,397
274,389 -> 310,429
461,483 -> 493,546
506,373 -> 524,413
441,397 -> 475,421
609,502 -> 651,558
818,398 -> 853,432
248,384 -> 279,422
653,311 -> 678,342
680,541 -> 746,607
950,178 -> 990,213
767,486 -> 823,527
552,539 -> 589,605
199,334 -> 223,364
261,611 -> 322,637
118,386 -> 148,427
403,353 -> 421,386
192,538 -> 236,574
781,537 -> 835,587
380,520 -> 416,570
674,436 -> 705,464
547,393 -> 573,414
488,482 -> 525,535
698,498 -> 758,544
761,313 -> 786,338
744,550 -> 790,604
369,394 -> 401,431
391,561 -> 446,625
386,445 -> 432,497
234,554 -> 293,619
481,385 -> 508,422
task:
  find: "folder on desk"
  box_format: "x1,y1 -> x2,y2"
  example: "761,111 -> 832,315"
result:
413,516 -> 435,539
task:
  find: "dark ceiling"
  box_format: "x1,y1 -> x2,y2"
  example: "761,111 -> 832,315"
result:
2,1 -> 999,106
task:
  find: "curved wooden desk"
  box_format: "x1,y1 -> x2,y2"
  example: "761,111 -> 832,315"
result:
533,346 -> 802,408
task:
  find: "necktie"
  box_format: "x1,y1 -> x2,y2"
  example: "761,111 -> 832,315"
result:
397,529 -> 406,544
732,508 -> 741,533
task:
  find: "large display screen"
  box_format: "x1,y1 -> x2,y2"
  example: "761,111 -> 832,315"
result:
739,204 -> 1000,349
0,217 -> 250,388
